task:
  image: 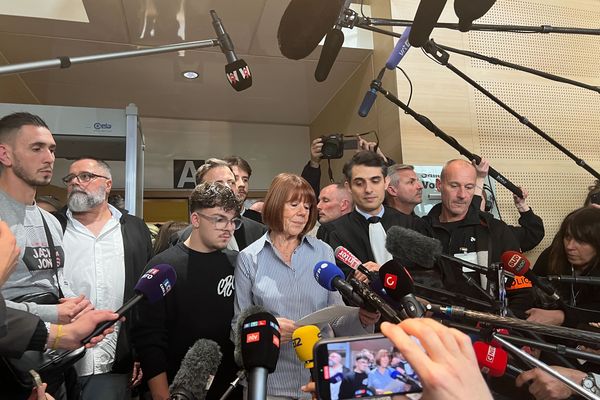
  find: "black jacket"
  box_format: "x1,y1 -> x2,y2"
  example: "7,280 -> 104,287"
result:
55,208 -> 154,373
423,203 -> 534,318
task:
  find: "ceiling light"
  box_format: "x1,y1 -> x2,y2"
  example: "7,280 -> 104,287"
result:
182,71 -> 199,79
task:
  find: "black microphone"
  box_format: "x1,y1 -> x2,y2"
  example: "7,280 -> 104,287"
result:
385,226 -> 490,274
408,0 -> 448,47
315,0 -> 352,82
429,303 -> 600,347
358,67 -> 385,118
210,10 -> 252,91
378,259 -> 425,318
546,275 -> 600,286
454,0 -> 496,32
239,309 -> 281,400
81,264 -> 176,344
169,339 -> 222,400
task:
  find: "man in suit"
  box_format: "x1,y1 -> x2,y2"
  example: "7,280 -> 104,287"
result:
318,151 -> 427,277
176,158 -> 266,250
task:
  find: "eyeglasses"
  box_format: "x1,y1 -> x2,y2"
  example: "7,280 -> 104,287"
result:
195,212 -> 242,230
62,172 -> 110,186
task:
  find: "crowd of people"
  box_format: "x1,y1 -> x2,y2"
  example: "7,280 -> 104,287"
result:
1,111 -> 599,400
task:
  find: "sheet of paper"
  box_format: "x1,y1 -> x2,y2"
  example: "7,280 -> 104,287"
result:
296,305 -> 358,326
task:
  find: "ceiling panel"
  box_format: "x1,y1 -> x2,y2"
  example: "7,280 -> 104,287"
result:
0,0 -> 373,125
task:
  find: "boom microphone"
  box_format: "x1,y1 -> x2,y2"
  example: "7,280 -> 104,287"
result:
385,226 -> 491,274
385,27 -> 412,70
546,275 -> 600,286
210,10 -> 252,91
358,67 -> 385,118
429,303 -> 600,347
277,0 -> 344,60
81,264 -> 176,344
408,0 -> 448,47
315,0 -> 352,82
454,0 -> 497,32
501,251 -> 561,302
378,260 -> 425,318
169,339 -> 222,400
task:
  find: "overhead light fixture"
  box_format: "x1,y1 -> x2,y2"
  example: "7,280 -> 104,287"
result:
182,71 -> 199,79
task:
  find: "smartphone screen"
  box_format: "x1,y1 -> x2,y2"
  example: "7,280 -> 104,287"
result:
314,334 -> 422,400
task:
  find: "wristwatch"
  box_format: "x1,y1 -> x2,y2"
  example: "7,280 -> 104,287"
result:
582,372 -> 600,394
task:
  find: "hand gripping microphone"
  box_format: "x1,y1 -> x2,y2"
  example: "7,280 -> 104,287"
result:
501,251 -> 561,302
378,260 -> 425,318
210,10 -> 252,91
314,261 -> 401,323
239,310 -> 281,400
169,339 -> 222,400
292,325 -> 321,382
81,264 -> 176,344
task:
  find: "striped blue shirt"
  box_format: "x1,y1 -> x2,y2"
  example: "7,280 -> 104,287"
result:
233,232 -> 369,398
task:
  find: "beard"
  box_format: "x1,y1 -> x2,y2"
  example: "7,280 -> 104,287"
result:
68,186 -> 106,212
12,160 -> 52,187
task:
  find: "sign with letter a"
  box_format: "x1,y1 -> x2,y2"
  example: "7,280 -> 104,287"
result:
173,160 -> 205,189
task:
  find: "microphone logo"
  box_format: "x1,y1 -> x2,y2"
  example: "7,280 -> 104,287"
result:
246,332 -> 260,343
384,273 -> 398,290
159,279 -> 173,295
273,335 -> 280,348
506,254 -> 526,273
486,346 -> 496,363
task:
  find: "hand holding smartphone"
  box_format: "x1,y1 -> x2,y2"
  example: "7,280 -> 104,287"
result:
313,334 -> 422,400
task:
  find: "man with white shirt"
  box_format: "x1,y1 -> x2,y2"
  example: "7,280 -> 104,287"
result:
58,157 -> 153,400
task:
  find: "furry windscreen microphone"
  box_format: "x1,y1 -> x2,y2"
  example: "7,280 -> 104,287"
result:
169,339 -> 222,400
277,0 -> 344,60
385,226 -> 442,268
233,305 -> 270,367
408,0 -> 447,47
454,0 -> 496,32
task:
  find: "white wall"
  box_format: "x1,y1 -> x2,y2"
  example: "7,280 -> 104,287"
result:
50,117 -> 310,192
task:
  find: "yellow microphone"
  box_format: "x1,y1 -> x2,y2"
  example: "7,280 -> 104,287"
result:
292,325 -> 321,371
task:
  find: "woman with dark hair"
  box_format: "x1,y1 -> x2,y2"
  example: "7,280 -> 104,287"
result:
233,173 -> 378,399
525,207 -> 600,328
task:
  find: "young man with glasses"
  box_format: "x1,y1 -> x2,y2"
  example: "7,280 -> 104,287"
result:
55,157 -> 153,400
133,182 -> 243,400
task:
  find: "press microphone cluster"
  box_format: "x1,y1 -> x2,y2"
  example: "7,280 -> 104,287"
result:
169,339 -> 222,400
313,261 -> 401,323
210,10 -> 252,91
